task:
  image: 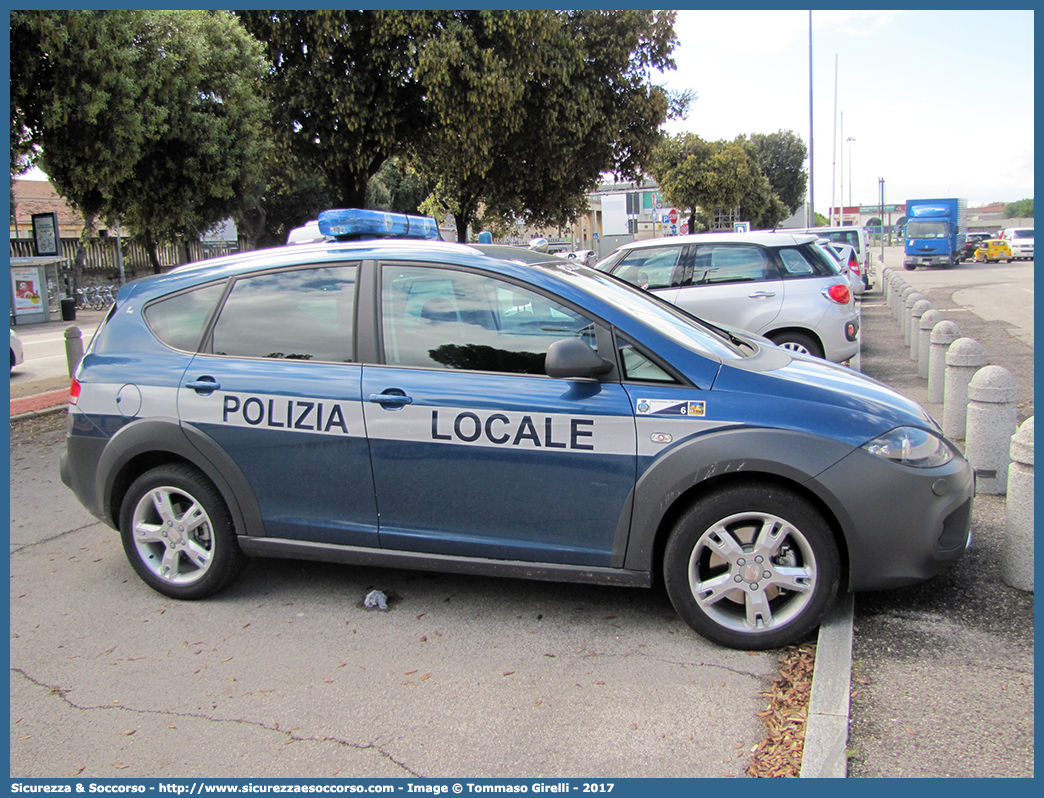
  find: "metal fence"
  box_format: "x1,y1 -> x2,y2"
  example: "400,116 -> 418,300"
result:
9,236 -> 242,279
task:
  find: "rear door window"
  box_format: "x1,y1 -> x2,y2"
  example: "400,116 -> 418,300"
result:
689,245 -> 775,285
209,264 -> 357,362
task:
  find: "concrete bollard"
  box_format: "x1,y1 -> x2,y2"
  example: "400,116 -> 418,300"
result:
964,365 -> 1018,494
1002,418 -> 1034,592
889,275 -> 906,316
909,300 -> 932,362
917,309 -> 944,378
928,320 -> 960,403
896,285 -> 916,322
883,269 -> 896,305
902,292 -> 925,344
943,338 -> 985,440
64,326 -> 84,378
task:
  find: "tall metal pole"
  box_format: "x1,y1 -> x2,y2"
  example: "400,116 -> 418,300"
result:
840,112 -> 844,225
830,54 -> 838,227
808,12 -> 814,226
846,137 -> 856,209
879,178 -> 886,257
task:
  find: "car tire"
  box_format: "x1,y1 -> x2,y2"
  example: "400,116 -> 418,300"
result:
768,331 -> 823,359
119,464 -> 246,600
904,264 -> 916,271
663,482 -> 840,650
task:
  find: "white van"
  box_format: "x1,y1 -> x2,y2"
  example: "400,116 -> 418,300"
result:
286,220 -> 328,245
802,226 -> 872,289
1000,227 -> 1034,261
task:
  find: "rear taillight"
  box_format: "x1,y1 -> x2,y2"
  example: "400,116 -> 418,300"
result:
848,253 -> 860,274
70,378 -> 81,406
825,284 -> 851,304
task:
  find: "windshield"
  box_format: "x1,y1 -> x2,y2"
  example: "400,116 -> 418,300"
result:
536,262 -> 751,360
907,220 -> 949,239
1013,229 -> 1034,239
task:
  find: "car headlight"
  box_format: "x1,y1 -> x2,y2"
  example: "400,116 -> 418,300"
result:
862,427 -> 953,468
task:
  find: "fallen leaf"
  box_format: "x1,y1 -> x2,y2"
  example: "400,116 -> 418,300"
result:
503,671 -> 515,677
111,763 -> 128,770
121,730 -> 136,736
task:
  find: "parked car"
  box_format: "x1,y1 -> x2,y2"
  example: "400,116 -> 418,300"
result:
10,328 -> 24,372
595,232 -> 859,362
999,227 -> 1034,261
565,249 -> 596,267
817,240 -> 865,297
962,232 -> 993,261
468,244 -> 564,266
974,238 -> 1013,263
59,209 -> 972,651
801,225 -> 872,288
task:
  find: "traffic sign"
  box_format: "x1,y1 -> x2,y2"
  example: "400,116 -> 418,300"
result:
668,208 -> 679,224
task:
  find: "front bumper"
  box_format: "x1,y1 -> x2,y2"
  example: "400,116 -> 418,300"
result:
812,444 -> 974,591
904,254 -> 953,267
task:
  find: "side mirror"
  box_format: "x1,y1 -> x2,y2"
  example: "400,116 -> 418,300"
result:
545,338 -> 613,379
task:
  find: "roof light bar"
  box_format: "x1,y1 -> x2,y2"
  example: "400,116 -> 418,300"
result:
317,208 -> 441,241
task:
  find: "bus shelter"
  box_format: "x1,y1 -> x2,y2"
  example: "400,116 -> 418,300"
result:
9,256 -> 68,326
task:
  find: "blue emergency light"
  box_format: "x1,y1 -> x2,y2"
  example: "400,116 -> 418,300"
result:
317,208 -> 442,241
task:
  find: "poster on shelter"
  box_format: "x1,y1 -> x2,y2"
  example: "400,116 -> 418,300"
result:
12,268 -> 43,312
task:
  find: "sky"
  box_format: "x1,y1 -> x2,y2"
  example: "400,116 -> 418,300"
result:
658,9 -> 1035,212
19,8 -> 1034,214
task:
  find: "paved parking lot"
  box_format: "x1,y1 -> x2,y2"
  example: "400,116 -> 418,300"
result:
10,410 -> 778,778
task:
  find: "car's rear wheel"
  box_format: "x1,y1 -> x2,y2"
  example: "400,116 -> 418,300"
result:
119,464 -> 245,599
768,331 -> 823,359
663,483 -> 840,650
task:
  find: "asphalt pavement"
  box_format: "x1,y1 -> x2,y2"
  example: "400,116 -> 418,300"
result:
842,248 -> 1034,778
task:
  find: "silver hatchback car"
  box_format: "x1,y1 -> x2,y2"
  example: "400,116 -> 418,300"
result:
596,232 -> 860,362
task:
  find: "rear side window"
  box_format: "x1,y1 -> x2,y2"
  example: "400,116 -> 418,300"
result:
144,282 -> 226,352
781,244 -> 841,277
210,265 -> 358,362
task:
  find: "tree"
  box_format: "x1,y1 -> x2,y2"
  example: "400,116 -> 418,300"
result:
236,11 -> 433,210
746,130 -> 808,216
1004,198 -> 1033,218
366,158 -> 433,216
408,10 -> 684,242
648,133 -> 756,231
11,11 -> 270,272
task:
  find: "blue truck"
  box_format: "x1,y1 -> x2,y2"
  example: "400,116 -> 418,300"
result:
903,198 -> 968,270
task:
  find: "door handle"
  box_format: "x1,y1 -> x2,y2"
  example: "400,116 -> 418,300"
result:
748,291 -> 776,299
369,392 -> 413,407
186,377 -> 220,394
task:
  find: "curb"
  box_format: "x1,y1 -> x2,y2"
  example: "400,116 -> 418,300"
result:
10,389 -> 71,420
800,594 -> 855,778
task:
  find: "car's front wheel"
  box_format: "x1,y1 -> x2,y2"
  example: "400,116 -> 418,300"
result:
768,331 -> 823,359
663,483 -> 840,650
119,464 -> 246,599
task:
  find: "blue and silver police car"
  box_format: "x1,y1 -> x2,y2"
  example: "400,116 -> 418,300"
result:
60,209 -> 974,650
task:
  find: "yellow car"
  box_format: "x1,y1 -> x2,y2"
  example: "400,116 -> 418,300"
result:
974,239 -> 1013,263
